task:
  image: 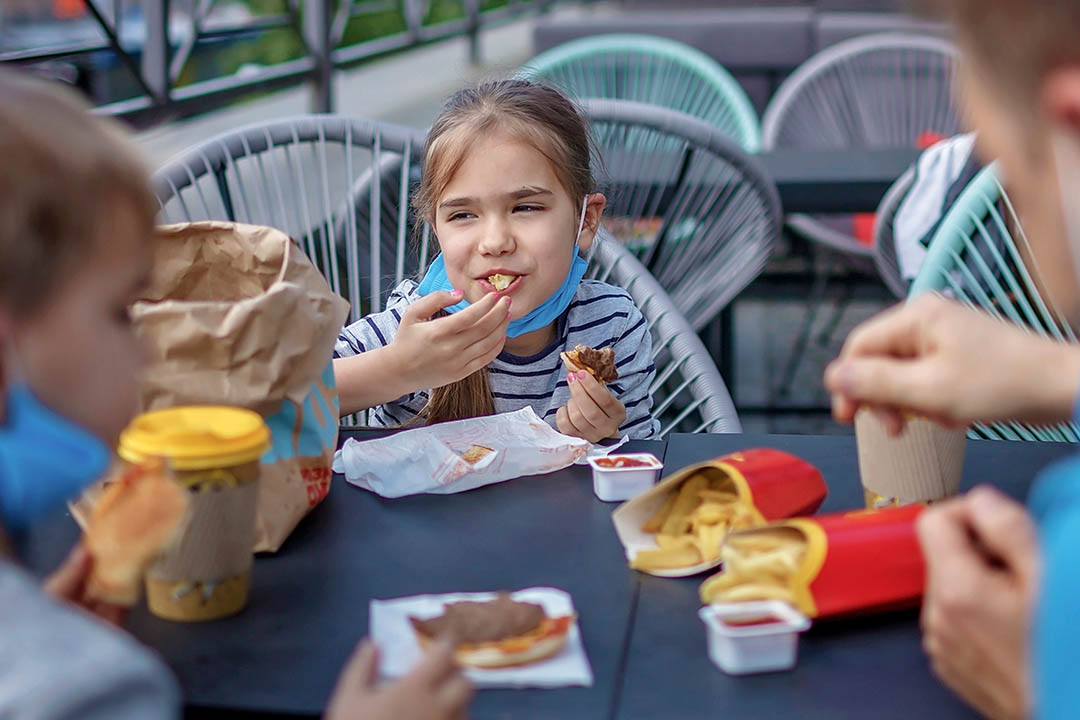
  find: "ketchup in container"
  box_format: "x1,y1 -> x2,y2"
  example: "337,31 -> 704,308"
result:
594,455 -> 657,469
721,614 -> 784,628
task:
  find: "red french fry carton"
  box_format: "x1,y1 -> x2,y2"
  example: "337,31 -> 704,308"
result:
613,449 -> 827,576
701,504 -> 926,618
714,448 -> 828,522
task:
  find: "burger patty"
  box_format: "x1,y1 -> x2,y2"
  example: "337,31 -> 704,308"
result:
565,345 -> 618,383
411,593 -> 546,644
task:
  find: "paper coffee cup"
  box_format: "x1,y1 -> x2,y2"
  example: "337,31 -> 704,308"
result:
118,406 -> 270,621
854,409 -> 966,508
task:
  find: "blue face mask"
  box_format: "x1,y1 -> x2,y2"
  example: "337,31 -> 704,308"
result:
417,197 -> 591,339
0,378 -> 110,534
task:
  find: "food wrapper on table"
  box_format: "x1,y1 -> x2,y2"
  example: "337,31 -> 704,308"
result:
333,407 -> 601,498
612,449 -> 827,576
700,504 -> 926,619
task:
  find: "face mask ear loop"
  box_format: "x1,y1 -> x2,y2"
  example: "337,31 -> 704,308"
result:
575,194 -> 594,263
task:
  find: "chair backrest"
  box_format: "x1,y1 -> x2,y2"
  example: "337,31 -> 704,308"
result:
581,98 -> 782,332
588,235 -> 741,436
871,165 -> 916,298
762,32 -> 961,256
152,115 -> 431,326
522,33 -> 762,152
910,164 -> 1079,442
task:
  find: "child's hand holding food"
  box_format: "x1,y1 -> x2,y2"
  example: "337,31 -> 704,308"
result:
557,347 -> 625,442
389,290 -> 511,391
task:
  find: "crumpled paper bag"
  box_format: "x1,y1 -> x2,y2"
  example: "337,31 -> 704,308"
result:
131,221 -> 349,552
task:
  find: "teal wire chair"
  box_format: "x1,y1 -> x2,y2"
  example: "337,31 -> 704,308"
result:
910,163 -> 1079,442
520,33 -> 761,152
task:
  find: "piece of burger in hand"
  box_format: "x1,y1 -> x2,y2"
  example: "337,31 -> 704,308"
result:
409,592 -> 574,669
84,460 -> 189,606
560,344 -> 618,384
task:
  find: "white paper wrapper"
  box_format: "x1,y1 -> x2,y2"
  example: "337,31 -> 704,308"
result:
333,407 -> 617,498
369,587 -> 593,688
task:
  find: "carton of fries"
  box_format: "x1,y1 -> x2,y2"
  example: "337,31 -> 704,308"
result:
699,504 -> 925,618
612,449 -> 827,577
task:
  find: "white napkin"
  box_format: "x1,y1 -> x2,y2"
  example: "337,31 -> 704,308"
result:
369,587 -> 593,688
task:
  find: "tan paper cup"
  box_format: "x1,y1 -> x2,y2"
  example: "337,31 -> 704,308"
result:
855,409 -> 966,507
118,406 -> 270,621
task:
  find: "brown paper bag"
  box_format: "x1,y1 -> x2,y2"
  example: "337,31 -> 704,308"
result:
132,221 -> 349,552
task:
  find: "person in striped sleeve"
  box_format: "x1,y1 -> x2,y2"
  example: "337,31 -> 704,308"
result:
334,80 -> 659,441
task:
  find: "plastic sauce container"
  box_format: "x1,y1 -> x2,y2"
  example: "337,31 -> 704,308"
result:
587,453 -> 663,502
698,601 -> 811,675
118,406 -> 270,621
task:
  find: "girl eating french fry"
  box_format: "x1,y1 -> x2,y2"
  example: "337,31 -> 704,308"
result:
334,80 -> 660,441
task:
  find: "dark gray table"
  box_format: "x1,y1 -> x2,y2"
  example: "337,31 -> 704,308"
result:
22,432 -> 666,720
759,148 -> 920,214
615,433 -> 1076,720
22,432 -> 1072,719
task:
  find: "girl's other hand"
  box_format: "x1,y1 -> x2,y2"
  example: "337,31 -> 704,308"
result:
556,366 -> 626,443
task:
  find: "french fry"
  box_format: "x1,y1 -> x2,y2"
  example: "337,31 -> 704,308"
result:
712,584 -> 797,603
726,532 -> 790,553
698,489 -> 739,503
642,493 -> 678,534
659,475 -> 708,536
693,502 -> 732,526
631,546 -> 702,570
694,522 -> 726,563
656,533 -> 697,550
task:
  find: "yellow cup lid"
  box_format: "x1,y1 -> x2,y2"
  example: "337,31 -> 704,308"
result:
119,406 -> 271,470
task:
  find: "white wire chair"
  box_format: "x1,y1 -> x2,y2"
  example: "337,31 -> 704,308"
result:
581,98 -> 782,333
152,115 -> 431,325
762,32 -> 962,258
588,235 -> 741,436
871,165 -> 918,299
910,163 -> 1079,442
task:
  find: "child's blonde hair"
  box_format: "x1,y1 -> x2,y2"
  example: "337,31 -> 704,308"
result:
413,79 -> 597,425
0,69 -> 156,317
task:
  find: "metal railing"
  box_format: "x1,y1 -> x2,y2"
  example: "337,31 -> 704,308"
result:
1,0 -> 556,127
